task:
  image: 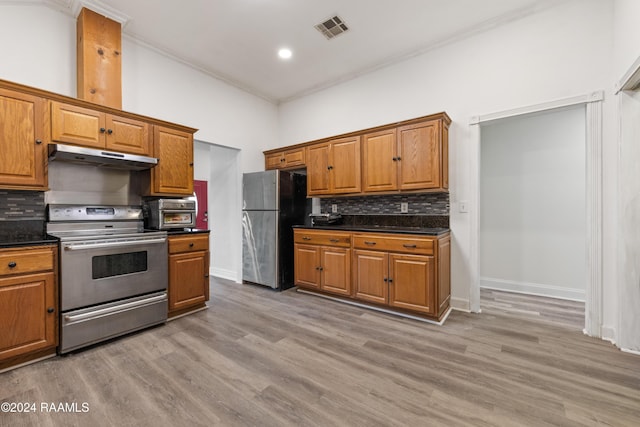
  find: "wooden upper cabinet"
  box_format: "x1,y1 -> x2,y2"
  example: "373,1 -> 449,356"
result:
306,143 -> 331,195
398,120 -> 441,190
265,148 -> 305,170
104,115 -> 151,156
0,88 -> 47,190
362,118 -> 448,193
150,126 -> 194,196
362,128 -> 397,192
50,101 -> 151,156
307,136 -> 360,196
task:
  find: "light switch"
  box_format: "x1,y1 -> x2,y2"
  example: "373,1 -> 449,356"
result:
459,201 -> 468,213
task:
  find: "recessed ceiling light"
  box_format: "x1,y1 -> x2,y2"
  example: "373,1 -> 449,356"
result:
278,48 -> 292,60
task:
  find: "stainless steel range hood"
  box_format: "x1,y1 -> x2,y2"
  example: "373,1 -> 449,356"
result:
48,144 -> 158,171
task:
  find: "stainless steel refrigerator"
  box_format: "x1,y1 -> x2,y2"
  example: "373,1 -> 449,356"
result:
242,170 -> 309,290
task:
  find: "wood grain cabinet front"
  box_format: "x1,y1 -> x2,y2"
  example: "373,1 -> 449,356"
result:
0,245 -> 57,370
0,88 -> 47,190
306,136 -> 361,196
50,101 -> 151,156
294,230 -> 352,296
265,148 -> 306,170
168,234 -> 210,317
143,126 -> 194,196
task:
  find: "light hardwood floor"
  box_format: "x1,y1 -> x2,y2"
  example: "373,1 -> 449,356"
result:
1,279 -> 638,426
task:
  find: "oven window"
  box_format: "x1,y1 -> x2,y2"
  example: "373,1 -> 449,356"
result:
92,251 -> 148,279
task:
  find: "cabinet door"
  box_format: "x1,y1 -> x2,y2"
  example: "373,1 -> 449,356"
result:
398,120 -> 441,190
294,244 -> 321,289
0,89 -> 46,189
265,152 -> 284,170
169,251 -> 207,313
330,136 -> 361,194
320,247 -> 351,296
152,126 -> 194,195
105,115 -> 151,156
353,249 -> 388,305
284,148 -> 305,168
389,254 -> 434,314
306,143 -> 331,195
50,101 -> 105,148
0,272 -> 56,361
362,129 -> 397,192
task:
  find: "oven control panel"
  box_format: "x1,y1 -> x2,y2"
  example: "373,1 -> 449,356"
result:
47,205 -> 143,222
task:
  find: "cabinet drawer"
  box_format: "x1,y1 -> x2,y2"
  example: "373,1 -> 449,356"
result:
0,247 -> 55,276
353,234 -> 434,255
168,234 -> 209,254
294,230 -> 351,247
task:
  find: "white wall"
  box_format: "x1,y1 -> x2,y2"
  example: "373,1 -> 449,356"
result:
613,0 -> 640,81
277,0 -> 616,323
0,2 -> 277,174
480,107 -> 586,301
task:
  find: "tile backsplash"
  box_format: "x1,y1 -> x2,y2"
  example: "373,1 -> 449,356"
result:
320,193 -> 449,216
0,190 -> 46,220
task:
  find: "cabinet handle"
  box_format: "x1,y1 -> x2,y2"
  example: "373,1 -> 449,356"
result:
204,274 -> 210,278
189,243 -> 194,247
388,278 -> 393,283
392,157 -> 398,161
35,139 -> 43,145
8,261 -> 16,268
302,236 -> 311,240
364,241 -> 377,245
319,266 -> 323,271
327,165 -> 333,170
189,162 -> 194,166
383,277 -> 388,282
280,158 -> 285,162
403,244 -> 417,248
47,307 -> 55,314
329,238 -> 339,243
107,129 -> 113,135
99,127 -> 106,133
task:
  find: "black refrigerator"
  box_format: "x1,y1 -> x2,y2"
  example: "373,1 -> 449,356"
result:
242,170 -> 309,290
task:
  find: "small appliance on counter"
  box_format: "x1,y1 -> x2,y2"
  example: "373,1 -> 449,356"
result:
144,198 -> 196,230
309,212 -> 343,226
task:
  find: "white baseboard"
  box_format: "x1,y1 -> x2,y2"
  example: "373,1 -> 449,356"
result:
480,277 -> 585,302
601,326 -> 617,345
451,297 -> 471,312
211,267 -> 240,283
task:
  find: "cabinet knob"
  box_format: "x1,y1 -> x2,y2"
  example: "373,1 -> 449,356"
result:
388,278 -> 393,283
8,261 -> 16,268
47,307 -> 55,314
384,277 -> 388,282
107,129 -> 113,135
280,158 -> 285,162
100,127 -> 106,133
35,139 -> 43,145
189,242 -> 194,247
327,165 -> 333,170
396,156 -> 401,161
189,162 -> 194,166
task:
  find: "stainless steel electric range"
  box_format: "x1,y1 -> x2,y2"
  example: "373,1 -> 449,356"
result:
46,204 -> 168,354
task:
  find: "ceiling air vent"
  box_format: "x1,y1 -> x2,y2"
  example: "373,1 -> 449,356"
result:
315,15 -> 349,40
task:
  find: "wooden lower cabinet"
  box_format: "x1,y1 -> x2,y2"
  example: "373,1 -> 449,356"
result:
168,233 -> 210,317
0,245 -> 57,370
295,229 -> 451,321
294,229 -> 352,296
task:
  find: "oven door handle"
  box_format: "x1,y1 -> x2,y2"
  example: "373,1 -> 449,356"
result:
63,293 -> 167,323
63,237 -> 167,251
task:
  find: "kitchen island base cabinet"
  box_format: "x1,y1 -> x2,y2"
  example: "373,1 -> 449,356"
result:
168,234 -> 210,318
0,245 -> 57,372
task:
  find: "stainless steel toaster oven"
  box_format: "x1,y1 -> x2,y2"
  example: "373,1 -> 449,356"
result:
145,198 -> 196,230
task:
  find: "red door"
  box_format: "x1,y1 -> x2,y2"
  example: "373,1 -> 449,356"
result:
193,180 -> 208,230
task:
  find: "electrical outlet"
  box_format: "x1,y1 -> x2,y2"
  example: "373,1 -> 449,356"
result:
331,204 -> 338,213
400,202 -> 409,213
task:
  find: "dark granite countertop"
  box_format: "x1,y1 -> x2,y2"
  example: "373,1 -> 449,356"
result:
293,224 -> 450,236
0,220 -> 59,248
163,228 -> 211,236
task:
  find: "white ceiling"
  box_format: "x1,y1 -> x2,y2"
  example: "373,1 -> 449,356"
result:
46,0 -> 563,103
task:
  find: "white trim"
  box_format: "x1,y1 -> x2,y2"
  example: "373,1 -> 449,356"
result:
470,92 -> 603,125
470,91 -> 604,338
621,347 -> 640,357
480,278 -> 585,302
70,0 -> 130,23
601,326 -> 617,345
296,289 -> 451,326
451,297 -> 472,313
211,267 -> 238,283
615,55 -> 640,94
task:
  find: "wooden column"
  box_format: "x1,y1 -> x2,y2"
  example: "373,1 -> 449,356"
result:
76,8 -> 122,109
